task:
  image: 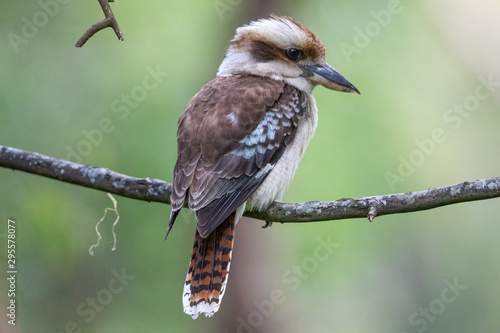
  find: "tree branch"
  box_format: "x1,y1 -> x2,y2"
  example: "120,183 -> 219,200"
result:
1,145 -> 499,223
75,0 -> 123,48
0,145 -> 170,203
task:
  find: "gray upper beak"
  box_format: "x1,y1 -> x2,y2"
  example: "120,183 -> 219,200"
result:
300,63 -> 360,94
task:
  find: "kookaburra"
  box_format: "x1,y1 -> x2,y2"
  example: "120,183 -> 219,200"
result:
167,14 -> 359,319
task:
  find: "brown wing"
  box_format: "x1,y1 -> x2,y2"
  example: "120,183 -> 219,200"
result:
170,75 -> 305,238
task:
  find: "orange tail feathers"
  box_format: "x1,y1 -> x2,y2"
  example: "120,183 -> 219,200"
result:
183,212 -> 235,319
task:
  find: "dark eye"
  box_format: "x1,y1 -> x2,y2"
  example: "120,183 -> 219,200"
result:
286,47 -> 302,61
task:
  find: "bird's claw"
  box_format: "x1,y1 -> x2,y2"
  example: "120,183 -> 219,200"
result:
262,221 -> 273,229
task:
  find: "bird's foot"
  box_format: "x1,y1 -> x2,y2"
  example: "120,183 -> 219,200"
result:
262,221 -> 273,229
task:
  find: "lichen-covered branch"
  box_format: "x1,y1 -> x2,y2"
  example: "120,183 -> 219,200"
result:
246,178 -> 500,222
1,145 -> 499,223
0,145 -> 170,204
75,0 -> 123,48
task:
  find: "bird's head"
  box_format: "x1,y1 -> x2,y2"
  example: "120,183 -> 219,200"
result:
217,14 -> 359,95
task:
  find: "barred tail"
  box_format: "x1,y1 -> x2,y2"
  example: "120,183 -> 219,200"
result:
183,212 -> 235,319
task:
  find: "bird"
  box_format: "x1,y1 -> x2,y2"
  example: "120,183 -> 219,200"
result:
167,14 -> 359,319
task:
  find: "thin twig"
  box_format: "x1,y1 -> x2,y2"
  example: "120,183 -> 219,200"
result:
1,145 -> 499,223
75,0 -> 123,48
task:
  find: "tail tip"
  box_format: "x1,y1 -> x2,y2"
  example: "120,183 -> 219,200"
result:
183,300 -> 219,319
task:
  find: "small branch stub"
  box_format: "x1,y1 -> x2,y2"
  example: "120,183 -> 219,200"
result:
75,0 -> 123,48
367,206 -> 377,222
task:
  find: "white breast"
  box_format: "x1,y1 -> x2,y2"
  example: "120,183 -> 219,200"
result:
245,93 -> 318,212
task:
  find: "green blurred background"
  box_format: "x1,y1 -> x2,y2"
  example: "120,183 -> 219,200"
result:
1,0 -> 499,332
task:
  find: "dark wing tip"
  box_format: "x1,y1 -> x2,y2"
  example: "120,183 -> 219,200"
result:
165,209 -> 180,241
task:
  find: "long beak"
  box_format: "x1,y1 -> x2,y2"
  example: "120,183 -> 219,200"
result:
300,63 -> 360,94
